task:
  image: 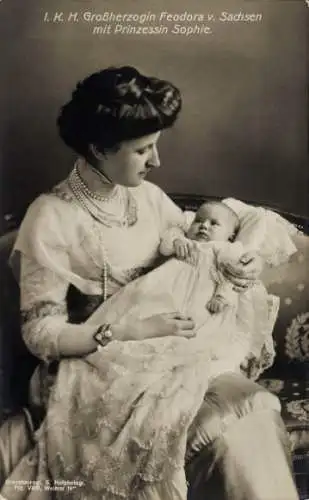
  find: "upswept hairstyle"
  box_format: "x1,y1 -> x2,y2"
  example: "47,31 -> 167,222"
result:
57,66 -> 182,159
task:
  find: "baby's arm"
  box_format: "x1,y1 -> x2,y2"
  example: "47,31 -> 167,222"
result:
159,211 -> 197,264
159,226 -> 187,256
206,243 -> 243,314
160,228 -> 198,264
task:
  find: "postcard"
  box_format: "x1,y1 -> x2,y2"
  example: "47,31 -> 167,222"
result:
0,1 -> 308,498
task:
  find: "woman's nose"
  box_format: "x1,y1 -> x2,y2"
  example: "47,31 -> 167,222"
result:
149,145 -> 160,168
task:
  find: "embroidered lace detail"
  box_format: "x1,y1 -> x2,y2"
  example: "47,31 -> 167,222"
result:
107,265 -> 151,290
51,182 -> 76,203
22,319 -> 63,363
42,340 -> 211,499
21,300 -> 67,324
242,343 -> 275,381
241,295 -> 278,380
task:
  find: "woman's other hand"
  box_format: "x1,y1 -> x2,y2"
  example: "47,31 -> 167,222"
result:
173,238 -> 198,266
142,312 -> 196,340
113,312 -> 196,342
221,251 -> 263,292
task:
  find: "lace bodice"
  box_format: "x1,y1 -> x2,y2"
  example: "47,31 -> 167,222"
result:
12,177 -> 186,361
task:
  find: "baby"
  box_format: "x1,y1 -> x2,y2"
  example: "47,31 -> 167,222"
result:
90,199 -> 277,376
160,201 -> 243,314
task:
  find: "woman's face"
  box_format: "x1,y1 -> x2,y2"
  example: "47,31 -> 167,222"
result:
97,132 -> 161,187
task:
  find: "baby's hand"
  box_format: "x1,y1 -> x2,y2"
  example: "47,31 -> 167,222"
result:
173,238 -> 198,266
206,296 -> 228,314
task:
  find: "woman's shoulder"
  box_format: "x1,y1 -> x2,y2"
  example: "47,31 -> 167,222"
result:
20,185 -> 78,242
133,180 -> 162,193
26,191 -> 74,222
132,180 -> 168,203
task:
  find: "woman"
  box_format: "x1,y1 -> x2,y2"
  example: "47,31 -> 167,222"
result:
3,66 -> 298,499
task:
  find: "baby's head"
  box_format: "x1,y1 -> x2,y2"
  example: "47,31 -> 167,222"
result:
186,201 -> 240,242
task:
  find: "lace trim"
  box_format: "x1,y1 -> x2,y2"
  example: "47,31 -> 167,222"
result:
242,344 -> 275,381
42,347 -> 209,499
21,300 -> 67,324
241,296 -> 278,380
46,400 -> 189,498
50,183 -> 76,203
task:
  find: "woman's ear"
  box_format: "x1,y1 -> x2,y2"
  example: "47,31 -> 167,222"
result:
89,143 -> 106,160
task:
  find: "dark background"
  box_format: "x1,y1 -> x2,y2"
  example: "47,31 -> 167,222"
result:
1,0 -> 308,232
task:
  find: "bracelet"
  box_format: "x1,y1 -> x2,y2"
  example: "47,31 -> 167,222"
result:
93,323 -> 113,351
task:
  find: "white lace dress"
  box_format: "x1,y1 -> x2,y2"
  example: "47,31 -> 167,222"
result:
9,176 -> 200,499
7,173 -> 296,500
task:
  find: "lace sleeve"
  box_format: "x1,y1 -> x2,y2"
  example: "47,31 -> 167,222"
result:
20,256 -> 99,362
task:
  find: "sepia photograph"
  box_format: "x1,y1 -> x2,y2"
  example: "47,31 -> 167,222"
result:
0,0 -> 308,498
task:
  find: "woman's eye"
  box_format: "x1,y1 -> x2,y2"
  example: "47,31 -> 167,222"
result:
136,145 -> 152,155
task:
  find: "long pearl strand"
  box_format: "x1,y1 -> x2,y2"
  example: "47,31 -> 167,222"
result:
101,250 -> 108,302
67,161 -> 138,299
68,177 -> 110,300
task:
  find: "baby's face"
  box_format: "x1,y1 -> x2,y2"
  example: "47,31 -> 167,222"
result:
187,204 -> 236,242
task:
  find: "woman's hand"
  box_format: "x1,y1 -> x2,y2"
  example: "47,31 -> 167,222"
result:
221,251 -> 263,292
113,312 -> 196,342
142,312 -> 196,340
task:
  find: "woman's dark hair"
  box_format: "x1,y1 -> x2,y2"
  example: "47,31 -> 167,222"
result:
57,66 -> 182,159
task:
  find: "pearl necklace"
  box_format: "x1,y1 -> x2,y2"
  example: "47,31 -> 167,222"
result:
68,168 -> 138,228
74,163 -> 118,202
